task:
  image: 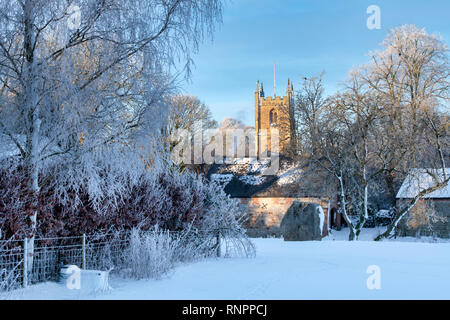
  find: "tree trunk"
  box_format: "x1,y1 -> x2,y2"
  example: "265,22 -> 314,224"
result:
355,182 -> 369,239
384,169 -> 397,208
338,175 -> 356,241
23,0 -> 40,277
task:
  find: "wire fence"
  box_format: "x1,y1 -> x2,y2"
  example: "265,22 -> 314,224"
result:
0,232 -> 130,292
0,228 -> 250,293
0,238 -> 23,292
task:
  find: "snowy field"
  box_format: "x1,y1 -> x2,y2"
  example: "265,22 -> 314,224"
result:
4,229 -> 450,300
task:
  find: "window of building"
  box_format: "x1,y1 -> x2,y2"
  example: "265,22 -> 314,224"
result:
269,109 -> 278,125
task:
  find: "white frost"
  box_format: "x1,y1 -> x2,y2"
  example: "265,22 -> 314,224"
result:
211,174 -> 234,185
239,175 -> 264,185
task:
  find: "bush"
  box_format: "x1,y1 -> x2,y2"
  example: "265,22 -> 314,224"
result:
0,157 -> 255,281
122,227 -> 178,279
0,160 -> 245,237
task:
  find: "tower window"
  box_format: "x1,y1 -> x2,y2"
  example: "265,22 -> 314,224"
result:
270,109 -> 278,125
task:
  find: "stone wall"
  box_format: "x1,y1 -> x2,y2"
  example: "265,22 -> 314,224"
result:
237,197 -> 330,238
397,199 -> 450,238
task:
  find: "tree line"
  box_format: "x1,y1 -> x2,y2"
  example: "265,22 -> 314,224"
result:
293,25 -> 449,240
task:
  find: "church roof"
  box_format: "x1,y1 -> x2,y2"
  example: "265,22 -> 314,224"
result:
206,156 -> 331,198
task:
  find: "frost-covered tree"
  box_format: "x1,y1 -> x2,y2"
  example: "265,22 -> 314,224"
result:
310,90 -> 380,241
294,72 -> 327,156
358,25 -> 449,208
0,0 -> 223,268
165,95 -> 217,172
216,117 -> 254,159
354,25 -> 449,240
305,25 -> 449,240
167,95 -> 217,139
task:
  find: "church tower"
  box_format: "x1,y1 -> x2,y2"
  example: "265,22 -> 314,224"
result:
255,79 -> 295,157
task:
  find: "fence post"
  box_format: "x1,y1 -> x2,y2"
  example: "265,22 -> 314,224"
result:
82,234 -> 86,269
23,237 -> 28,288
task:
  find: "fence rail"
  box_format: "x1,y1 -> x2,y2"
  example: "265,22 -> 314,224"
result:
0,232 -> 130,292
0,229 -> 237,293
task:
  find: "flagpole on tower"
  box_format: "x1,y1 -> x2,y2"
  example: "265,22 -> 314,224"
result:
273,60 -> 276,97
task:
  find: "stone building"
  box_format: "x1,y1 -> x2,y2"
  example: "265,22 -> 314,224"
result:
207,157 -> 337,238
206,79 -> 338,238
255,79 -> 295,156
396,169 -> 450,238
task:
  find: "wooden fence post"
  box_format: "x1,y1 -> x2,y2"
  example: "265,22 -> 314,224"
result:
23,237 -> 28,288
82,234 -> 86,269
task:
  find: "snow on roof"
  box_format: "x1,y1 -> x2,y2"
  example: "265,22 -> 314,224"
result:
226,157 -> 271,174
211,173 -> 266,186
276,164 -> 303,186
210,174 -> 234,185
212,158 -> 303,187
208,158 -> 329,198
396,168 -> 450,199
238,175 -> 264,185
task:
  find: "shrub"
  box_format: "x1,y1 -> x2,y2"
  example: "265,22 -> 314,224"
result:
0,157 -> 255,278
122,227 -> 178,279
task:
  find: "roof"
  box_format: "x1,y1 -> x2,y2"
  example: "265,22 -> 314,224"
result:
207,157 -> 331,198
396,168 -> 450,199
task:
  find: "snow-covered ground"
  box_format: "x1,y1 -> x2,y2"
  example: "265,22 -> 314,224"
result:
4,231 -> 450,300
326,227 -> 450,243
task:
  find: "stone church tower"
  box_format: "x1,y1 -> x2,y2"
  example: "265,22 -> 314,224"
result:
255,79 -> 295,156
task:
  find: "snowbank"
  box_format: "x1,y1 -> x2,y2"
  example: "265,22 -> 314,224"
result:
5,236 -> 450,300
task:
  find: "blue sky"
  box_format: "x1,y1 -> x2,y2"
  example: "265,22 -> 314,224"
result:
180,0 -> 450,126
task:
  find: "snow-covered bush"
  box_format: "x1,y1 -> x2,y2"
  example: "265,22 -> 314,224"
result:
0,157 -> 254,259
120,224 -> 214,280
117,170 -> 255,261
197,180 -> 256,258
122,227 -> 178,279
